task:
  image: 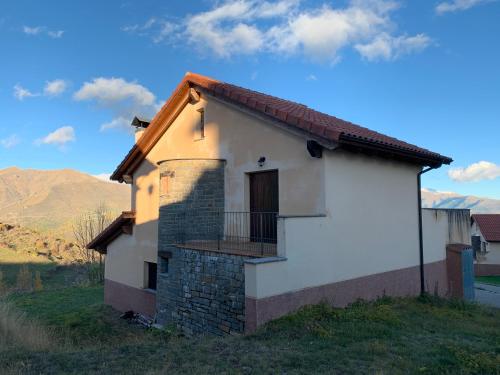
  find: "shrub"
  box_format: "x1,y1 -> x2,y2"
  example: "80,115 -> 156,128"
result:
16,265 -> 32,291
34,271 -> 43,291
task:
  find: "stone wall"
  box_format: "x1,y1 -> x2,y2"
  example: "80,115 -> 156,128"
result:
157,247 -> 247,335
157,158 -> 249,335
158,159 -> 225,244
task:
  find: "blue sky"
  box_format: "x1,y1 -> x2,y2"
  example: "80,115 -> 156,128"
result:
0,0 -> 499,198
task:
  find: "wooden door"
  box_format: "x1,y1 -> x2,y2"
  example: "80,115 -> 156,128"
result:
249,170 -> 278,243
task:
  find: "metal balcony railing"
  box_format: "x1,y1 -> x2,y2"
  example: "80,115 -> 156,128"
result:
172,211 -> 278,257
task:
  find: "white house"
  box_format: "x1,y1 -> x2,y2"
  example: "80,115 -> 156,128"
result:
88,72 -> 455,335
472,214 -> 500,276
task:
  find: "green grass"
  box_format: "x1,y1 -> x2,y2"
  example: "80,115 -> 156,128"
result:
1,287 -> 499,375
0,247 -> 57,287
0,247 -> 87,290
476,276 -> 500,286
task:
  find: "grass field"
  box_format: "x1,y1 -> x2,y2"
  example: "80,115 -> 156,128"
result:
476,275 -> 500,286
0,247 -> 88,290
1,284 -> 499,374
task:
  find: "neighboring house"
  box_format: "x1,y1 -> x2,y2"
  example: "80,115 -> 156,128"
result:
471,214 -> 500,276
88,72 -> 454,335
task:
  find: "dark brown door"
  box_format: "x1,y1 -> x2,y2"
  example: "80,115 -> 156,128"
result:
249,170 -> 278,243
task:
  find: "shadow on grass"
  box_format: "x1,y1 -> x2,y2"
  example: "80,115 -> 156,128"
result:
0,262 -> 89,290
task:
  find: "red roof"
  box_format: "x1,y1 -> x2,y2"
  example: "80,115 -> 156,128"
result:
111,72 -> 452,181
86,211 -> 135,253
472,214 -> 500,242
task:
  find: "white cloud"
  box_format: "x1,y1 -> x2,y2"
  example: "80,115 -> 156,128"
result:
47,30 -> 64,38
92,173 -> 112,182
122,0 -> 430,63
13,84 -> 38,100
44,79 -> 67,96
36,126 -> 75,146
306,74 -> 317,81
355,33 -> 431,61
74,77 -> 156,106
74,78 -> 159,133
152,21 -> 177,43
22,25 -> 65,38
100,117 -> 131,132
436,0 -> 491,14
448,161 -> 500,182
0,134 -> 20,149
23,26 -> 43,35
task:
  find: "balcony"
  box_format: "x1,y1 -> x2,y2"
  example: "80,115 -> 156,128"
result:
172,211 -> 278,257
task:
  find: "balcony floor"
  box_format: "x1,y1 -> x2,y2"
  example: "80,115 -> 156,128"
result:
175,239 -> 277,258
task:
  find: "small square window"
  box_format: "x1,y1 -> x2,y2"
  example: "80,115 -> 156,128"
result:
160,257 -> 169,274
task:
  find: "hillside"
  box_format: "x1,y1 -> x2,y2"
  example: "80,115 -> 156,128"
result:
0,167 -> 130,237
422,188 -> 500,213
0,222 -> 80,263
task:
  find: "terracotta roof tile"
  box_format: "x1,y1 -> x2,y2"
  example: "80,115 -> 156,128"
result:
472,214 -> 500,242
185,73 -> 451,165
110,72 -> 452,181
86,211 -> 135,252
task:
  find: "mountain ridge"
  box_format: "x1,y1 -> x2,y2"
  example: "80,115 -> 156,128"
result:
421,188 -> 500,213
0,167 -> 130,237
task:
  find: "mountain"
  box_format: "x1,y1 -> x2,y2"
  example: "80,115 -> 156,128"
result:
0,167 -> 130,237
422,188 -> 500,213
0,222 -> 81,263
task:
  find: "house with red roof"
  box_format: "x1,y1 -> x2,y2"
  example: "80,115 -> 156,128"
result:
472,214 -> 500,276
88,72 -> 456,335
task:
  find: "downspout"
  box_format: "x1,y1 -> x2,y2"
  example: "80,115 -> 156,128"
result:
417,166 -> 435,295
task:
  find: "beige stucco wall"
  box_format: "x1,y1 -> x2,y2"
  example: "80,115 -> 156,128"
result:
106,94 -> 326,286
472,221 -> 500,264
105,232 -> 149,288
246,152 -> 427,299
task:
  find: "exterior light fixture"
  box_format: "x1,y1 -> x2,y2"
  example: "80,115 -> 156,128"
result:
258,157 -> 266,167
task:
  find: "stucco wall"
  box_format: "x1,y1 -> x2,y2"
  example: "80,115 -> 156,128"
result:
471,221 -> 500,264
422,209 -> 471,265
246,151 -> 427,300
479,242 -> 500,264
106,94 -> 325,286
105,231 -> 149,288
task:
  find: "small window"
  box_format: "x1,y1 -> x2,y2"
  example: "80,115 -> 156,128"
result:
146,262 -> 157,290
160,175 -> 169,195
160,257 -> 169,274
196,108 -> 205,140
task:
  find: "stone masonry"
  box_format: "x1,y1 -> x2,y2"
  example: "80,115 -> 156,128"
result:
157,247 -> 248,335
156,159 -> 248,335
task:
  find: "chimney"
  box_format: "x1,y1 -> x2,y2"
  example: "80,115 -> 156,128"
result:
135,127 -> 146,142
131,116 -> 151,143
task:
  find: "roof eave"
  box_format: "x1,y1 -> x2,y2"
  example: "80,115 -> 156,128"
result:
86,211 -> 135,253
338,134 -> 452,167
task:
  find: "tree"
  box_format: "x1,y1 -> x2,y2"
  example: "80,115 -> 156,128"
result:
72,203 -> 113,282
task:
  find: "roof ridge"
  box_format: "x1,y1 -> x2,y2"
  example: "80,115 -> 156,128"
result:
111,72 -> 452,182
185,72 -> 441,158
